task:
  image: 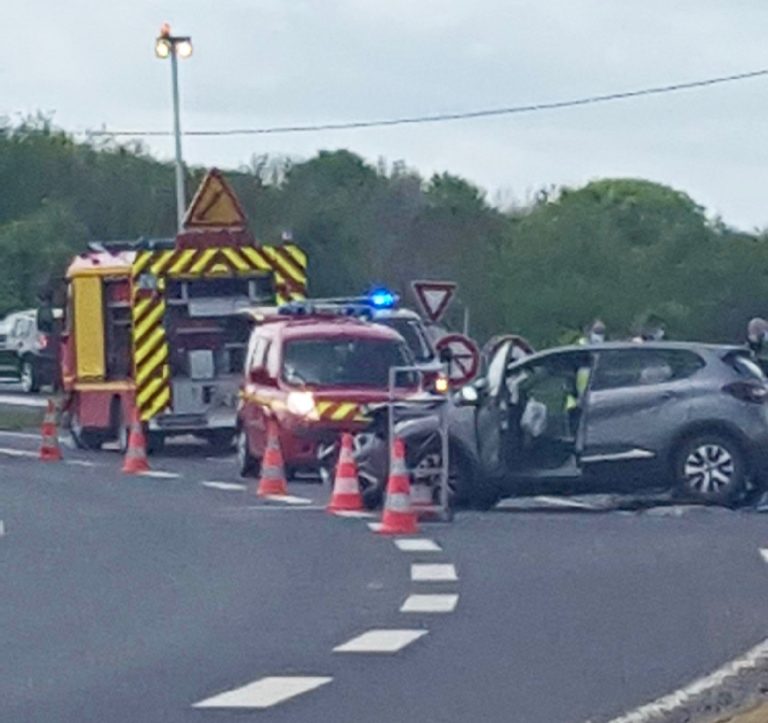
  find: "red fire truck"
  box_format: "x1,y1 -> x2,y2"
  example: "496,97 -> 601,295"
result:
59,170 -> 308,452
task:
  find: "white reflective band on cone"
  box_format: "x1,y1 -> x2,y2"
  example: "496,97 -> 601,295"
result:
385,492 -> 412,512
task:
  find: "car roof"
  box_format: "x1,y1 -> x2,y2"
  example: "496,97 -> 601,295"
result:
519,341 -> 745,363
255,316 -> 404,342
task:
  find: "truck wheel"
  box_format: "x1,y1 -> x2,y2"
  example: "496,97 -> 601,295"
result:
237,428 -> 260,478
146,433 -> 165,455
70,409 -> 104,451
207,430 -> 235,454
20,359 -> 39,394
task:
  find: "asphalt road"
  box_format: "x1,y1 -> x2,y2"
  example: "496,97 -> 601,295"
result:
1,431 -> 768,722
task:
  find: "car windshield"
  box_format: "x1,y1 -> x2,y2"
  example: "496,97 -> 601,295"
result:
282,337 -> 413,387
374,317 -> 434,362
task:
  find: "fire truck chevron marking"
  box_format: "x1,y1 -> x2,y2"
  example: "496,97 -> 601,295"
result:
130,242 -> 307,422
315,401 -> 363,422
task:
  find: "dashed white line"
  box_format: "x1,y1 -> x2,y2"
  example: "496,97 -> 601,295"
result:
759,548 -> 768,564
400,594 -> 459,613
367,522 -> 383,532
193,676 -> 332,709
395,538 -> 442,552
66,460 -> 97,468
332,510 -> 377,518
411,563 -> 458,582
333,629 -> 428,653
0,520 -> 5,537
263,494 -> 313,505
138,471 -> 180,479
201,481 -> 247,492
0,447 -> 37,458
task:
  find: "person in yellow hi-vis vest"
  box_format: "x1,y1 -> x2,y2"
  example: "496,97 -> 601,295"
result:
565,320 -> 605,435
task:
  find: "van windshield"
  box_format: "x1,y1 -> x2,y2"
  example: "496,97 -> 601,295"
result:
282,337 -> 412,387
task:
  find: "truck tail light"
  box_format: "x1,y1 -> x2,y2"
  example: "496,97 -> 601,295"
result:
723,381 -> 768,404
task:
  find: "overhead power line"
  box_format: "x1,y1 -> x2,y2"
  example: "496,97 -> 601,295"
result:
87,68 -> 768,138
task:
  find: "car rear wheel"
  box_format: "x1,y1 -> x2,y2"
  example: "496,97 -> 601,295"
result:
237,427 -> 260,478
674,434 -> 745,505
70,409 -> 104,451
20,359 -> 39,394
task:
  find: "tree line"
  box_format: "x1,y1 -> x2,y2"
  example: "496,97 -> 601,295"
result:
1,116 -> 765,347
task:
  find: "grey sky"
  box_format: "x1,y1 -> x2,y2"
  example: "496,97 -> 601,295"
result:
4,1 -> 768,229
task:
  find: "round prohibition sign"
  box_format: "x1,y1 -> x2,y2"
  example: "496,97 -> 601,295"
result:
435,333 -> 480,387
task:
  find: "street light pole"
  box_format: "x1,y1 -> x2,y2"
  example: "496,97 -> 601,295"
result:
155,23 -> 193,232
169,49 -> 185,231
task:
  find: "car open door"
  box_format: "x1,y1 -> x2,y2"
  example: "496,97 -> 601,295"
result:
475,339 -> 516,479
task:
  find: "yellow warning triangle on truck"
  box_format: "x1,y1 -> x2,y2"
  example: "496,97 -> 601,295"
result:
182,169 -> 248,229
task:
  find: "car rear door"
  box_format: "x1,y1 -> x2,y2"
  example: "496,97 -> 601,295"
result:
581,348 -> 704,485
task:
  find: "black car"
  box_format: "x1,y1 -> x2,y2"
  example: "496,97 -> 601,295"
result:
356,341 -> 768,509
0,310 -> 58,393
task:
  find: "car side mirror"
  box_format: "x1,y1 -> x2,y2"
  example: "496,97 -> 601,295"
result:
248,366 -> 273,386
456,384 -> 480,406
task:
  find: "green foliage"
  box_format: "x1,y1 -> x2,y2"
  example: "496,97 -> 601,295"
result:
0,120 -> 766,346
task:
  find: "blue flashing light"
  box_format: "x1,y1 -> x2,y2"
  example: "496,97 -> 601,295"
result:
369,288 -> 397,309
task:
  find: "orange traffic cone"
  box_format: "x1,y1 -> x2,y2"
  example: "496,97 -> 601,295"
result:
378,437 -> 418,535
122,408 -> 150,474
255,420 -> 289,496
327,433 -> 364,512
39,399 -> 62,462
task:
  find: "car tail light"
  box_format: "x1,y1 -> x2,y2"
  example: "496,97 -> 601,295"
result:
38,334 -> 48,350
723,381 -> 768,404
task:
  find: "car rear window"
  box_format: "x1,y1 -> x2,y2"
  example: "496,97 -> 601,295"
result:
374,318 -> 434,362
592,349 -> 705,391
282,337 -> 413,387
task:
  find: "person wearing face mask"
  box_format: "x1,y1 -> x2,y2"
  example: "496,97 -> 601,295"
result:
564,320 -> 605,432
579,319 -> 606,346
747,317 -> 768,375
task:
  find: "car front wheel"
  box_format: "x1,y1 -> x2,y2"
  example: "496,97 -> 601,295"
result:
674,434 -> 745,505
20,359 -> 39,394
237,427 -> 260,478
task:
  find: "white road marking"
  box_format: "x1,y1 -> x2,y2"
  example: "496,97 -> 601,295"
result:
394,538 -> 442,552
66,460 -> 97,468
0,430 -> 42,440
0,394 -> 47,408
367,522 -> 383,532
193,676 -> 332,709
400,593 -> 458,613
0,520 -> 5,537
263,494 -> 313,505
760,548 -> 768,564
601,637 -> 768,723
333,510 -> 376,518
333,629 -> 428,653
202,481 -> 247,492
0,447 -> 38,458
138,471 -> 180,479
411,563 -> 458,582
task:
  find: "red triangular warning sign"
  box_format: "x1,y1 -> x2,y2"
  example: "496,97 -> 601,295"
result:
411,280 -> 457,323
182,169 -> 248,230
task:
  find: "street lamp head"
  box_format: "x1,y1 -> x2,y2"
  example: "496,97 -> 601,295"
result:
176,39 -> 193,59
155,37 -> 172,58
